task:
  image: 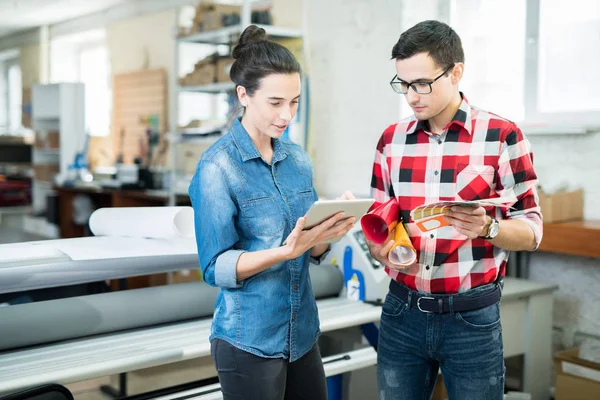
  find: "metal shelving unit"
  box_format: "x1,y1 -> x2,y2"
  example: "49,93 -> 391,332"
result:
168,1 -> 307,205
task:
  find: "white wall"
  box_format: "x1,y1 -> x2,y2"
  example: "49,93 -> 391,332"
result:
307,0 -> 401,198
106,9 -> 175,76
19,43 -> 40,88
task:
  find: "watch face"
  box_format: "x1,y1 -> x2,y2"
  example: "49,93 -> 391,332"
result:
489,221 -> 500,238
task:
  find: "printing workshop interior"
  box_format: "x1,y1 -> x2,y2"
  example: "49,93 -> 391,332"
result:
0,0 -> 599,399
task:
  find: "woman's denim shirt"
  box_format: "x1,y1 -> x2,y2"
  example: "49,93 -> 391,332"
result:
188,119 -> 328,362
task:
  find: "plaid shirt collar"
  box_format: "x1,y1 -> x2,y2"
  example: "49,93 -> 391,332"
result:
406,92 -> 473,136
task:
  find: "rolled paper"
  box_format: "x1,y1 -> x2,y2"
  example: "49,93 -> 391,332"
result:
388,222 -> 417,266
360,198 -> 400,244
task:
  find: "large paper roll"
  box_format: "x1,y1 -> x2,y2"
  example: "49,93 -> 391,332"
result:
309,264 -> 344,299
360,198 -> 400,244
0,265 -> 343,351
89,207 -> 194,239
0,281 -> 218,351
388,222 -> 417,267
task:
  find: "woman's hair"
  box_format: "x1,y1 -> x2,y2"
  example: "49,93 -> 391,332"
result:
230,25 -> 301,96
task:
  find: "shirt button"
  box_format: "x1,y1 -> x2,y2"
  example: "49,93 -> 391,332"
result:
293,284 -> 299,291
291,314 -> 296,321
434,171 -> 439,176
430,234 -> 434,239
425,265 -> 430,270
437,140 -> 442,144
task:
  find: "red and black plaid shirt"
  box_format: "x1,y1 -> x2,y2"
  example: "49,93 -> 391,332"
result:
370,94 -> 543,294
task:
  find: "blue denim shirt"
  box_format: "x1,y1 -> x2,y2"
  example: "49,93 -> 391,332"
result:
189,119 -> 328,362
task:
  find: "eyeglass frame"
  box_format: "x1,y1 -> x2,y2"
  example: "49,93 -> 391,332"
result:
389,65 -> 454,95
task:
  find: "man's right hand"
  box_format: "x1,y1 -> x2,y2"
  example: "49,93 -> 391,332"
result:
365,231 -> 411,271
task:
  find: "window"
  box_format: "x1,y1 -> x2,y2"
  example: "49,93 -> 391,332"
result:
536,0 -> 600,115
0,56 -> 22,133
447,0 -> 600,130
50,29 -> 110,136
451,0 -> 526,122
79,45 -> 111,136
8,62 -> 22,132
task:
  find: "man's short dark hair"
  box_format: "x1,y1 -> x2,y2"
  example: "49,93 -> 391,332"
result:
391,20 -> 464,70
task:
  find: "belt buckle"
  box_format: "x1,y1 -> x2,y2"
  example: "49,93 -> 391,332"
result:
416,296 -> 435,313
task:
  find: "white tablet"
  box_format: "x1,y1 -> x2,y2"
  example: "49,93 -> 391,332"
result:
303,198 -> 374,231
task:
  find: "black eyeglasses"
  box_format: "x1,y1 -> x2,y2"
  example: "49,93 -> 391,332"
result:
390,65 -> 454,95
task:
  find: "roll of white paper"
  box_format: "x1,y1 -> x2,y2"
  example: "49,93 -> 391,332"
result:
89,207 -> 195,239
388,245 -> 416,266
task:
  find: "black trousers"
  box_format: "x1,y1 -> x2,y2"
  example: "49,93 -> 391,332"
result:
211,338 -> 328,400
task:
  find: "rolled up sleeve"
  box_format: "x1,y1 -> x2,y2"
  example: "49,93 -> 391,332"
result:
189,159 -> 244,288
496,126 -> 543,250
310,244 -> 331,265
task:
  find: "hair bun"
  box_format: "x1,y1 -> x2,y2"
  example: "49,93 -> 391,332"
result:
232,25 -> 267,59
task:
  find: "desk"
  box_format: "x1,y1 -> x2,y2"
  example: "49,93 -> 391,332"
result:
538,220 -> 600,258
501,278 -> 558,400
0,279 -> 557,400
53,186 -> 190,239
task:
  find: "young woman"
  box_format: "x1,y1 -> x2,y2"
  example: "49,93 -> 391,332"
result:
188,25 -> 355,400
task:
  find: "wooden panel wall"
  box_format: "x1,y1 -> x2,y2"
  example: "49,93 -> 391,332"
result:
112,68 -> 167,164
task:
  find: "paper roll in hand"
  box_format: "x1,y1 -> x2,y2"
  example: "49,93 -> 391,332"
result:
360,198 -> 400,244
388,222 -> 417,267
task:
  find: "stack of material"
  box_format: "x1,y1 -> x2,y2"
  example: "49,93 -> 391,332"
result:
179,53 -> 235,87
192,2 -> 241,33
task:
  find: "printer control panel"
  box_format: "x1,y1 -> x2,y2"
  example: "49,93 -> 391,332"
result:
352,230 -> 383,270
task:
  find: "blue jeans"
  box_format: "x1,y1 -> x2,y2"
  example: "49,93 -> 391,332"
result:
377,283 -> 505,400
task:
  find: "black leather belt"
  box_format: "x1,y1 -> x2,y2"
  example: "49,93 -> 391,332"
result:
389,279 -> 502,314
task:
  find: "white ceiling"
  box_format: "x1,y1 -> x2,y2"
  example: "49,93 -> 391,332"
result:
0,0 -> 133,37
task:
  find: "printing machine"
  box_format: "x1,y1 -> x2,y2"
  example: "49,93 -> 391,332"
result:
0,233 -> 382,399
0,224 -> 559,400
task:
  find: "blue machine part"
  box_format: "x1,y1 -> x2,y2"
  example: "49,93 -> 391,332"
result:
343,246 -> 365,301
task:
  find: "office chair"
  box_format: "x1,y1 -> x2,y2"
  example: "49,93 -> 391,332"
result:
0,384 -> 74,400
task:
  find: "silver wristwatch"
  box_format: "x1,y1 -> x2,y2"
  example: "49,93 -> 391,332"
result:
482,217 -> 500,240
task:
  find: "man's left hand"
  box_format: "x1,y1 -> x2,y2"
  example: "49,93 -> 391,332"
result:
444,206 -> 489,239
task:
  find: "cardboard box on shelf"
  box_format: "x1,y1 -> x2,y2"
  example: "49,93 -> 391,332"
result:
177,142 -> 212,175
216,57 -> 234,83
554,347 -> 600,400
35,130 -> 60,149
33,164 -> 59,182
173,269 -> 201,284
47,131 -> 60,149
538,188 -> 584,223
194,3 -> 241,32
180,54 -> 220,86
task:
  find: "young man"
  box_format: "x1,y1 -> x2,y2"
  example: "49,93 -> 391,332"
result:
368,20 -> 542,400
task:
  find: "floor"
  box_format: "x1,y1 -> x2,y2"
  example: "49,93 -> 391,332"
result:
68,358 -> 217,400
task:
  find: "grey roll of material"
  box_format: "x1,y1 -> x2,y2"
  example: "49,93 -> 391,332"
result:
0,281 -> 219,351
0,265 -> 344,351
309,264 -> 344,299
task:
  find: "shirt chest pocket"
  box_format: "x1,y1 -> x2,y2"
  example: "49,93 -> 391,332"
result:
296,188 -> 315,216
240,195 -> 285,237
455,163 -> 496,201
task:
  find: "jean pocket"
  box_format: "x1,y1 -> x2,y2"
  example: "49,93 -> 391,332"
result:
455,302 -> 501,330
211,339 -> 237,372
381,292 -> 407,317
